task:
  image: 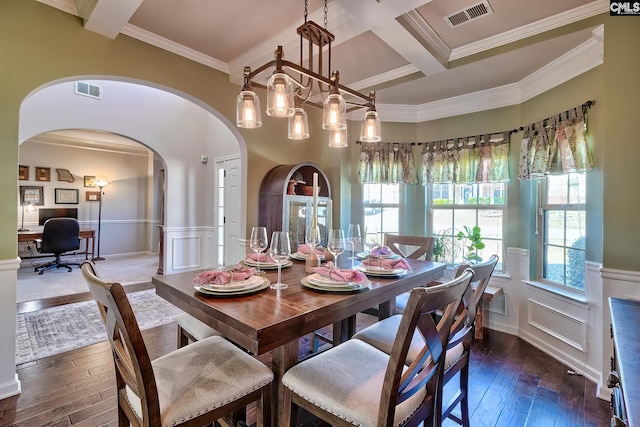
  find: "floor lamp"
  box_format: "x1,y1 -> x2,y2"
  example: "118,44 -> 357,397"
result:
18,202 -> 34,232
94,180 -> 109,261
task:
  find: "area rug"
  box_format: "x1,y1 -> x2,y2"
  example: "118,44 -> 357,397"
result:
15,289 -> 184,365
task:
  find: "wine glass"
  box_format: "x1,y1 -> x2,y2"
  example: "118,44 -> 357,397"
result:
347,224 -> 361,269
327,229 -> 346,267
305,224 -> 321,251
249,226 -> 268,275
364,228 -> 380,254
269,231 -> 291,289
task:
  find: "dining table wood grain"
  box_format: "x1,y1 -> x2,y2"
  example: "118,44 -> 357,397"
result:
152,257 -> 445,426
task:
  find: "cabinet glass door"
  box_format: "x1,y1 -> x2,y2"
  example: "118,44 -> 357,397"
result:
287,198 -> 307,252
285,196 -> 330,251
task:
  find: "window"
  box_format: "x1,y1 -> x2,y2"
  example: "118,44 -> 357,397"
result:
363,183 -> 399,248
431,182 -> 505,270
540,173 -> 586,290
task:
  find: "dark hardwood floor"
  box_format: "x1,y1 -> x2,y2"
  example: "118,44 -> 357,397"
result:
3,295 -> 610,427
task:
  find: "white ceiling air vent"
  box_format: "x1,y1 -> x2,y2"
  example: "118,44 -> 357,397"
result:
74,81 -> 101,99
444,0 -> 493,28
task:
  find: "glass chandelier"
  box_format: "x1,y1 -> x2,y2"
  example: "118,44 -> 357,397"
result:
235,0 -> 381,146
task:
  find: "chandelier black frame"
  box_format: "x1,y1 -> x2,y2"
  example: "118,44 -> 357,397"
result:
235,0 -> 382,146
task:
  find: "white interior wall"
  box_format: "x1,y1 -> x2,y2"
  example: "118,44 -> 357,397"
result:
18,140 -> 153,256
18,78 -> 246,272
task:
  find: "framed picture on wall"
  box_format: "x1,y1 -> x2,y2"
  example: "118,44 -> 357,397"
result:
86,191 -> 101,201
55,188 -> 79,204
35,167 -> 51,182
18,165 -> 29,180
20,186 -> 44,206
84,175 -> 96,187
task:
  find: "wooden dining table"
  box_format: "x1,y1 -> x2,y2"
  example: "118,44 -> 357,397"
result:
152,257 -> 445,426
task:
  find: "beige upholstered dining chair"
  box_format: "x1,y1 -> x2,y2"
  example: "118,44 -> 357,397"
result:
81,261 -> 273,427
384,234 -> 435,261
175,313 -> 220,348
353,255 -> 499,427
281,270 -> 474,427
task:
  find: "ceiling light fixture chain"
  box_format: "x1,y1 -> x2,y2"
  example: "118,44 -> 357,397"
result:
235,0 -> 382,145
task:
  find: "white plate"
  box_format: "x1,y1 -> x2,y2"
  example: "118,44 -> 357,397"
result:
306,273 -> 359,288
244,259 -> 293,269
360,252 -> 400,260
301,277 -> 368,293
355,265 -> 408,276
194,277 -> 270,296
290,252 -> 325,261
198,275 -> 264,292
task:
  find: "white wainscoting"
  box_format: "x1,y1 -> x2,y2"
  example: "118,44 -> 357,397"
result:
489,249 -> 604,393
163,226 -> 215,274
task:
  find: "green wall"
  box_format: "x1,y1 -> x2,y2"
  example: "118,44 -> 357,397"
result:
2,3 -> 639,271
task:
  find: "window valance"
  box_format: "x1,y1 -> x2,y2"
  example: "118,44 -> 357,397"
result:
358,142 -> 418,184
421,132 -> 511,185
518,102 -> 594,180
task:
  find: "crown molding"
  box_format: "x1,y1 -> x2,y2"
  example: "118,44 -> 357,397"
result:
450,0 -> 609,61
121,25 -> 228,74
36,0 -> 77,15
378,25 -> 603,123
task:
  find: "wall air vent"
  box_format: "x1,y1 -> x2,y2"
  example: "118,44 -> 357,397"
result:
444,0 -> 493,28
74,81 -> 101,99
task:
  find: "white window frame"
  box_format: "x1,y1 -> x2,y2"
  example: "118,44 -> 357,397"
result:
362,183 -> 402,245
537,173 -> 586,291
429,182 -> 506,271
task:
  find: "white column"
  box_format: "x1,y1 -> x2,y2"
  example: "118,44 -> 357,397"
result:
0,258 -> 22,399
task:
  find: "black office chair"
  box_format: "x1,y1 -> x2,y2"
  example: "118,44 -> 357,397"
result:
34,217 -> 81,275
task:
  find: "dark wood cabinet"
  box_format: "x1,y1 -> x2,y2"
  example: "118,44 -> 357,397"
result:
259,162 -> 332,250
609,297 -> 640,427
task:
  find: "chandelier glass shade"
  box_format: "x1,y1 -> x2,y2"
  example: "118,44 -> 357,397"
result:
322,92 -> 347,130
234,0 -> 381,145
236,90 -> 262,129
360,109 -> 382,142
288,107 -> 309,140
266,72 -> 295,118
328,128 -> 348,148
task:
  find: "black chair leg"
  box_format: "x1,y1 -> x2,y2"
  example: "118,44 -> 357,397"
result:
35,255 -> 80,275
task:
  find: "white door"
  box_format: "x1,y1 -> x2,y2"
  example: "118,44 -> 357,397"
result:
215,156 -> 242,266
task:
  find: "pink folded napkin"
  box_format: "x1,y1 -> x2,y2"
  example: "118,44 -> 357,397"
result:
246,253 -> 277,263
370,245 -> 394,257
361,257 -> 412,271
312,262 -> 367,283
297,243 -> 326,256
193,264 -> 257,285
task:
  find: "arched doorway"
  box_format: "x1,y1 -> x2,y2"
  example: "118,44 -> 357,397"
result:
19,77 -> 247,275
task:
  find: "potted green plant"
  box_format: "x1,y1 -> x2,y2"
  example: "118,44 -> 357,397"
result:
456,225 -> 485,264
432,231 -> 454,263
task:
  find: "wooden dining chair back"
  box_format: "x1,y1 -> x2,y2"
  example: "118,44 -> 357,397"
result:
281,270 -> 474,427
81,261 -> 273,427
384,234 -> 435,261
441,254 -> 499,427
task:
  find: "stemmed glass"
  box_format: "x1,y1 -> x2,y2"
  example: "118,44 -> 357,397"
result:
327,229 -> 346,267
347,224 -> 361,269
269,231 -> 291,289
249,226 -> 268,275
305,224 -> 321,250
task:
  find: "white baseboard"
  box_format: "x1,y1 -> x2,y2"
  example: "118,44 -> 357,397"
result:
0,374 -> 21,400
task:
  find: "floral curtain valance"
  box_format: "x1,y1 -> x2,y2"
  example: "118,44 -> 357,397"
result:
518,103 -> 594,180
358,142 -> 418,184
420,132 -> 511,185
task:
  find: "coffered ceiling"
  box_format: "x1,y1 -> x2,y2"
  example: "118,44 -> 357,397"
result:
38,0 -> 607,122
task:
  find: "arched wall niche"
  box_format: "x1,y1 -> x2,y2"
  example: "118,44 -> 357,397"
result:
18,76 -> 247,272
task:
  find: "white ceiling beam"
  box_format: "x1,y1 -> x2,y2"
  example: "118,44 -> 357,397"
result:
333,0 -> 446,76
75,0 -> 143,39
